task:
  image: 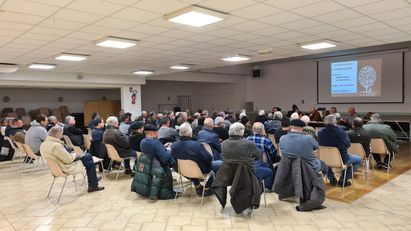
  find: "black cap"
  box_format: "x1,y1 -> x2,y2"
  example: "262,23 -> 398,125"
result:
144,124 -> 158,131
290,119 -> 306,128
130,121 -> 145,130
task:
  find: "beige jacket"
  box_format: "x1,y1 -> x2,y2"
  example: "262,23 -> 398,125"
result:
40,136 -> 84,175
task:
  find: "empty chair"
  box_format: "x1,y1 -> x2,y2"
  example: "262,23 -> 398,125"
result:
175,159 -> 215,206
370,138 -> 394,174
318,146 -> 353,193
348,143 -> 373,181
105,144 -> 131,181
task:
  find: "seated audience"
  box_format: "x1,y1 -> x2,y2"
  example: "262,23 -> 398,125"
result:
212,116 -> 229,141
198,118 -> 222,160
87,112 -> 99,129
363,113 -> 399,168
63,115 -> 84,147
158,117 -> 178,144
347,117 -> 371,157
309,107 -> 323,122
264,111 -> 282,134
286,104 -> 299,118
274,118 -> 290,143
132,124 -> 176,200
25,114 -> 48,156
155,113 -> 164,127
91,118 -> 105,142
318,115 -> 361,186
5,119 -> 24,137
279,119 -> 327,174
129,121 -> 145,152
47,116 -> 63,131
90,117 -> 108,171
166,111 -> 176,128
255,110 -> 267,124
344,107 -> 360,128
290,112 -> 300,120
300,115 -> 317,139
191,112 -> 201,129
240,116 -> 253,138
103,116 -> 136,176
171,123 -> 222,197
335,113 -> 348,131
146,111 -> 157,126
40,126 -> 104,193
119,114 -> 131,135
193,117 -> 205,140
330,107 -> 337,114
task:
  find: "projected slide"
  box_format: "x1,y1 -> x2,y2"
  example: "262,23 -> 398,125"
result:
331,59 -> 381,97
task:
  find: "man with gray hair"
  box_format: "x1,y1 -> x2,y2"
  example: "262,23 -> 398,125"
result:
364,113 -> 398,169
255,109 -> 267,124
264,111 -> 283,134
318,115 -> 361,187
63,115 -> 84,147
41,126 -> 104,193
171,123 -> 222,197
212,116 -> 229,141
197,117 -> 222,160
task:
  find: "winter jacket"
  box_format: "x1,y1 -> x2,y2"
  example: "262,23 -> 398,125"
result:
273,156 -> 326,211
197,127 -> 221,160
264,119 -> 281,134
363,122 -> 399,153
317,125 -> 351,163
63,125 -> 84,147
212,162 -> 261,214
25,121 -> 48,154
103,126 -> 132,158
140,138 -> 175,166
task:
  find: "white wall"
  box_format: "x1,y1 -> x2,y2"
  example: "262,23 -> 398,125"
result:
0,88 -> 120,113
246,51 -> 411,113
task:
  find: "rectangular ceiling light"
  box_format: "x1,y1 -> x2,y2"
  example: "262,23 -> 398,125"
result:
133,70 -> 154,75
221,54 -> 250,62
55,53 -> 88,61
95,36 -> 138,49
300,40 -> 337,50
28,63 -> 56,70
170,65 -> 190,70
164,5 -> 226,27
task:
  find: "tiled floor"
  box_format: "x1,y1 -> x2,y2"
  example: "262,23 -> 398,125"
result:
1,157 -> 411,231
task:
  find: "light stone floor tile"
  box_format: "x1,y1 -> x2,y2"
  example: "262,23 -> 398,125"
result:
1,159 -> 411,230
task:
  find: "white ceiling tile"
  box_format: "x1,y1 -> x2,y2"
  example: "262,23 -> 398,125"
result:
214,16 -> 248,27
257,12 -> 304,25
313,9 -> 363,23
381,36 -> 411,43
279,19 -> 322,30
131,24 -> 171,35
0,29 -> 23,37
94,17 -> 140,30
112,7 -> 161,23
229,21 -> 270,32
264,0 -> 324,10
160,29 -> 196,38
252,26 -> 289,36
67,0 -> 125,16
273,31 -> 308,40
354,0 -> 410,15
28,0 -> 72,7
348,22 -> 388,33
370,7 -> 411,21
204,28 -> 242,37
133,0 -> 188,14
113,31 -> 149,40
67,31 -> 104,40
2,0 -> 59,17
79,25 -> 122,35
0,11 -> 45,25
299,24 -> 339,34
186,34 -> 217,42
231,33 -> 261,42
200,0 -> 256,12
54,9 -> 104,23
291,0 -> 345,17
0,21 -> 32,32
29,26 -> 72,37
232,3 -> 282,19
332,16 -> 378,28
40,18 -> 87,31
386,16 -> 411,26
333,0 -> 383,7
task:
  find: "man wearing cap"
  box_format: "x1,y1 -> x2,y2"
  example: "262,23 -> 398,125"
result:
279,119 -> 328,175
318,115 -> 361,186
129,121 -> 145,152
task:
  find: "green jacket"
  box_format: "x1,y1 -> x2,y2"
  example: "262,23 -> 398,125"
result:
131,153 -> 175,200
363,122 -> 399,153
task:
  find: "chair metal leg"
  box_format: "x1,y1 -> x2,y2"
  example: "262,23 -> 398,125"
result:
387,153 -> 392,175
341,168 -> 348,195
47,177 -> 56,198
73,175 -> 77,191
200,184 -> 205,207
351,164 -> 354,186
262,180 -> 267,207
57,177 -> 67,204
115,161 -> 122,181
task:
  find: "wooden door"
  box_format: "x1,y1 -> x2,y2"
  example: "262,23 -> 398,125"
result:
84,100 -> 121,124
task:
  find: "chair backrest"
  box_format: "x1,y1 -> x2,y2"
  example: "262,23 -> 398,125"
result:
46,158 -> 67,177
347,143 -> 366,159
15,142 -> 27,155
63,135 -> 74,148
5,137 -> 18,151
177,159 -> 205,179
105,144 -> 123,161
87,128 -> 92,136
318,146 -> 344,168
136,151 -> 142,160
22,144 -> 38,159
201,142 -> 213,157
83,134 -> 91,150
370,138 -> 388,154
268,134 -> 278,149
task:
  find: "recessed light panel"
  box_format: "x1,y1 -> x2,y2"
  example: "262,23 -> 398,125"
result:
165,5 -> 226,27
133,70 -> 154,75
95,36 -> 138,49
28,63 -> 56,70
300,40 -> 337,50
55,53 -> 88,61
221,54 -> 250,62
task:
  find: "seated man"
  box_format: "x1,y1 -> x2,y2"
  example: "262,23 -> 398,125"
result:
318,115 -> 361,186
158,117 -> 178,144
91,118 -> 105,142
5,118 -> 24,137
343,107 -> 360,128
90,117 -> 109,171
274,118 -> 290,143
264,111 -> 282,134
247,122 -> 277,190
103,116 -> 136,176
364,113 -> 399,168
25,114 -> 48,156
212,116 -> 229,142
347,117 -> 371,157
300,115 -> 317,139
40,126 -> 104,192
129,121 -> 145,152
197,118 -> 222,160
172,123 -> 221,197
279,119 -> 327,174
118,114 -> 131,135
63,115 -> 84,147
47,116 -> 64,131
132,124 -> 176,200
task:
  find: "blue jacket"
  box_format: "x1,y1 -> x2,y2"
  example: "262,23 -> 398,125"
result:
171,136 -> 212,174
317,125 -> 350,163
140,137 -> 175,166
91,128 -> 105,142
264,119 -> 282,134
197,127 -> 221,159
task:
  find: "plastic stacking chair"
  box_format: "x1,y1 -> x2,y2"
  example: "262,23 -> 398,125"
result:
22,143 -> 44,167
83,134 -> 91,150
4,137 -> 24,159
63,135 -> 74,149
15,142 -> 37,170
175,159 -> 215,206
318,146 -> 353,194
46,159 -> 82,204
105,144 -> 131,181
73,146 -> 105,178
268,134 -> 278,151
201,143 -> 213,157
370,138 -> 394,174
348,143 -> 374,181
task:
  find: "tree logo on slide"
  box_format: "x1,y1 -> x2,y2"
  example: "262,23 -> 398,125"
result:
358,65 -> 377,94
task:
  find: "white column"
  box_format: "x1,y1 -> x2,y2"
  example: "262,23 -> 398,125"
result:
120,85 -> 142,118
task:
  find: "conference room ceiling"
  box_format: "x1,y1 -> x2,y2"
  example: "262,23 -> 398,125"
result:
1,0 -> 411,76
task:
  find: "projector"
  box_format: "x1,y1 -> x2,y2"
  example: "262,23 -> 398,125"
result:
0,63 -> 19,74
